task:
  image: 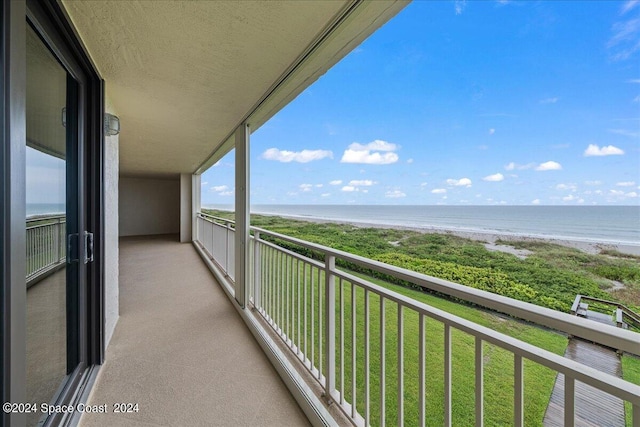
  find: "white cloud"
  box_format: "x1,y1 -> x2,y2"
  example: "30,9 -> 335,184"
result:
321,193 -> 331,197
621,1 -> 639,15
262,148 -> 333,163
349,140 -> 398,152
505,162 -> 536,171
341,140 -> 399,165
584,144 -> 625,156
483,173 -> 504,182
609,128 -> 640,137
385,190 -> 406,198
608,16 -> 640,60
531,199 -> 541,205
555,183 -> 577,191
628,78 -> 640,83
610,189 -> 625,196
329,180 -> 342,185
539,97 -> 559,104
431,188 -> 447,194
341,149 -> 398,165
488,128 -> 495,135
348,180 -> 376,186
201,181 -> 208,186
446,178 -> 472,187
299,184 -> 313,192
626,191 -> 638,197
219,191 -> 233,196
341,186 -> 358,192
617,181 -> 636,186
634,95 -> 640,103
454,0 -> 466,15
420,182 -> 429,187
585,180 -> 602,186
211,185 -> 229,192
407,158 -> 414,164
535,161 -> 562,171
316,184 -> 323,188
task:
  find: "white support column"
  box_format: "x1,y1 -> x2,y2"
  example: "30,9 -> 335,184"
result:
192,174 -> 201,242
234,123 -> 250,308
179,173 -> 192,243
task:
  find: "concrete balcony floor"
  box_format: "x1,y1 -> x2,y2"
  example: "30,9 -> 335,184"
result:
80,235 -> 309,427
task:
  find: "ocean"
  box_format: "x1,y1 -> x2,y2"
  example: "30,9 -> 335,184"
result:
26,203 -> 65,216
205,204 -> 640,245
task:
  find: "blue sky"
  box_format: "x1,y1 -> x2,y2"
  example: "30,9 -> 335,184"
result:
202,0 -> 640,206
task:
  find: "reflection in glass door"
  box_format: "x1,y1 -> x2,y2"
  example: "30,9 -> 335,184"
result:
25,24 -> 80,426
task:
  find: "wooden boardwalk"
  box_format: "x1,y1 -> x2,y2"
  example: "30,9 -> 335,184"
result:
543,338 -> 625,426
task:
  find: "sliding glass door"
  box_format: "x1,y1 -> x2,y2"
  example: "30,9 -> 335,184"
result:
25,22 -> 84,426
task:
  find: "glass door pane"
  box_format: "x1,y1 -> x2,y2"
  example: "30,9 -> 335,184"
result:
25,24 -> 80,427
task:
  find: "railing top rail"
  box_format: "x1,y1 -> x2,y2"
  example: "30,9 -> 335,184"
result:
251,225 -> 640,355
26,213 -> 65,224
198,212 -> 235,225
331,268 -> 640,405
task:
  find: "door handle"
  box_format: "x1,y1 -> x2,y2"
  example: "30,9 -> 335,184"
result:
67,233 -> 79,263
84,231 -> 94,264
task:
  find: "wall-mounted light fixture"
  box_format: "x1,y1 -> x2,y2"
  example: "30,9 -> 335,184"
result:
104,113 -> 120,136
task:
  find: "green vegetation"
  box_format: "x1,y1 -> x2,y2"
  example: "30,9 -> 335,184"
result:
623,355 -> 640,427
205,209 -> 640,311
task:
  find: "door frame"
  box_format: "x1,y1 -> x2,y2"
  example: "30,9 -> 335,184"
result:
1,1 -> 104,425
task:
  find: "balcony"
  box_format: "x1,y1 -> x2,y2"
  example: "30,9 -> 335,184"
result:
24,213 -> 640,426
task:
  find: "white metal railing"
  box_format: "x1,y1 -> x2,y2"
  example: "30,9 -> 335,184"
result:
195,212 -> 640,426
26,214 -> 66,285
196,212 -> 236,282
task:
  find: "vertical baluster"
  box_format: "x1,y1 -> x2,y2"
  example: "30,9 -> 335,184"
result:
304,262 -> 308,359
286,254 -> 290,341
444,324 -> 451,427
380,297 -> 386,427
266,247 -> 272,321
419,313 -> 426,427
398,305 -> 404,427
475,337 -> 484,427
225,223 -> 230,274
276,250 -> 280,332
296,258 -> 301,354
325,255 -> 336,399
253,232 -> 261,309
318,266 -> 323,379
351,282 -> 357,419
563,375 -> 574,427
311,265 -> 315,370
514,354 -> 524,427
265,245 -> 269,317
281,251 -> 285,335
59,217 -> 63,262
364,289 -> 370,426
340,278 -> 345,406
633,404 -> 639,427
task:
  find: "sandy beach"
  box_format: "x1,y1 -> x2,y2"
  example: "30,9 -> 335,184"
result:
251,212 -> 640,257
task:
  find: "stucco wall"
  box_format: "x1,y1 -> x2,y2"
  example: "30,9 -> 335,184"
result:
104,127 -> 119,347
119,177 -> 180,237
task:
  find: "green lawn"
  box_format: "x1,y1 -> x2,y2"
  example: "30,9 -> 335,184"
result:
623,355 -> 640,427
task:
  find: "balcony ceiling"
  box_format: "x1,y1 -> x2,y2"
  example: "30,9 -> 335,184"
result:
62,0 -> 406,177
